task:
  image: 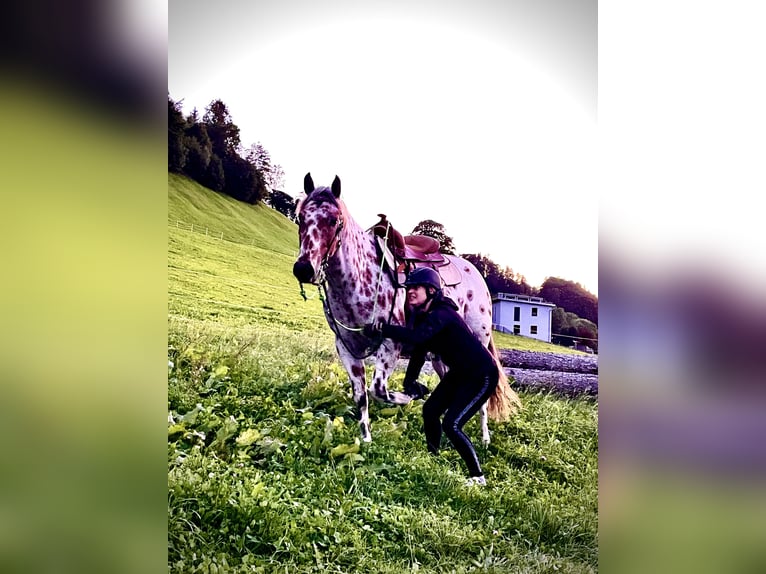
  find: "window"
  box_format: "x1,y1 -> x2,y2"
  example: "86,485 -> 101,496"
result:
513,325 -> 520,335
531,307 -> 538,317
513,307 -> 520,321
530,325 -> 538,335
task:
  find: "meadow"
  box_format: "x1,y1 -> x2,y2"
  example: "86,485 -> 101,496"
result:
167,174 -> 598,573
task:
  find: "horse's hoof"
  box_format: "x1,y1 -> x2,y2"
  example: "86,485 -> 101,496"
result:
385,391 -> 413,405
369,389 -> 412,406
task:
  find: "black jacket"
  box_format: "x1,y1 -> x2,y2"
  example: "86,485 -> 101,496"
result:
382,294 -> 496,387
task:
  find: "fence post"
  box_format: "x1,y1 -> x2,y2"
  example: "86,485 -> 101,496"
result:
206,227 -> 208,236
191,223 -> 194,233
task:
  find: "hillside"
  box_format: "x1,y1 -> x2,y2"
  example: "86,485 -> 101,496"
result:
168,173 -> 327,331
168,173 -> 297,255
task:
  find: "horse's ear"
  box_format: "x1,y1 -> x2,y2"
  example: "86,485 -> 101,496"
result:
303,173 -> 315,194
331,176 -> 341,198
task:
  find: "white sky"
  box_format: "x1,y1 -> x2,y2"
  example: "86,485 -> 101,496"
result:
169,1 -> 598,295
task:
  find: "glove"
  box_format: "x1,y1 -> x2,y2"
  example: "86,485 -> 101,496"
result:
363,322 -> 382,339
404,380 -> 430,400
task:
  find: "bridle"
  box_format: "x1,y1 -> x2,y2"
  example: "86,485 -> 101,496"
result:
320,216 -> 344,270
298,209 -> 344,300
297,214 -> 399,359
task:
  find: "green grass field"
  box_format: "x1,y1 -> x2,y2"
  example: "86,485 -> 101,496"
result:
167,173 -> 598,573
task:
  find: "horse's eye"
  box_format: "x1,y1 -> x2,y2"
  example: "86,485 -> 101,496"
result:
328,216 -> 337,226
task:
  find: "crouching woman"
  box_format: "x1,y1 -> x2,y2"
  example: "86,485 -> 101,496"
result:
365,267 -> 513,486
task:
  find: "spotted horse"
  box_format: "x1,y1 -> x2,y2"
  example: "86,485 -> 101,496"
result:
292,173 -> 520,443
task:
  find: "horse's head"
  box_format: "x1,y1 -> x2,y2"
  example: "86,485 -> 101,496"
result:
293,172 -> 345,284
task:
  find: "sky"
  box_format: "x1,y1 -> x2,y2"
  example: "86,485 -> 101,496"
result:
169,1 -> 598,295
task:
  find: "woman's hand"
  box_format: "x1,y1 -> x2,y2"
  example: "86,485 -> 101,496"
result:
362,321 -> 384,338
404,380 -> 430,400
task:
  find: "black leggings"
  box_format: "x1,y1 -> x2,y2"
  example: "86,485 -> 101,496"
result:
422,365 -> 498,477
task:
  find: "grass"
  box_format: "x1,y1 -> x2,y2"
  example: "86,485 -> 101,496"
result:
492,331 -> 586,355
167,173 -> 598,573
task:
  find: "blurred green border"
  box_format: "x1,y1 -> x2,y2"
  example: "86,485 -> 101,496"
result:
0,81 -> 167,574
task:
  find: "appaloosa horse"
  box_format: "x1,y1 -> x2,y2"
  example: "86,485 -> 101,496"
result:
293,173 -> 519,443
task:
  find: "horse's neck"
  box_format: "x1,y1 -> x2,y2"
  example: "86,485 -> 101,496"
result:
333,220 -> 377,283
324,220 -> 383,316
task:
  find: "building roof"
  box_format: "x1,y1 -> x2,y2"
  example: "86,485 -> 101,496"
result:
492,293 -> 556,307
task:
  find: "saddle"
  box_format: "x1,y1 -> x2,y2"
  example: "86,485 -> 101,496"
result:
370,214 -> 463,287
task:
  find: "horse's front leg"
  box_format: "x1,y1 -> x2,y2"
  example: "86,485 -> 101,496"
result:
335,342 -> 372,442
370,339 -> 411,405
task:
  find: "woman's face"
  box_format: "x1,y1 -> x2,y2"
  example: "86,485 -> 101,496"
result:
406,284 -> 428,308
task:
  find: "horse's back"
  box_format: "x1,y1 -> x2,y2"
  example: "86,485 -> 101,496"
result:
442,255 -> 493,346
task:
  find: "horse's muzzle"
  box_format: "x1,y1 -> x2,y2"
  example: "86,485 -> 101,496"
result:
293,260 -> 315,284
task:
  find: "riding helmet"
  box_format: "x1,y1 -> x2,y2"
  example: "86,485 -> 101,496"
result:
404,267 -> 442,291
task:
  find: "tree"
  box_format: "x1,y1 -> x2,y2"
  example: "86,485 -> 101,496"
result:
268,164 -> 286,191
245,143 -> 285,191
549,299 -> 597,351
182,120 -> 213,184
222,154 -> 265,204
203,99 -> 241,157
246,142 -> 271,176
461,253 -> 533,296
539,277 -> 598,325
168,96 -> 187,172
573,318 -> 598,352
203,154 -> 225,192
167,95 -> 276,206
268,190 -> 298,220
550,307 -> 570,346
410,219 -> 456,254
196,100 -> 266,203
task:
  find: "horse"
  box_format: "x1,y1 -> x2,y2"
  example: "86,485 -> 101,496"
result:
292,173 -> 520,443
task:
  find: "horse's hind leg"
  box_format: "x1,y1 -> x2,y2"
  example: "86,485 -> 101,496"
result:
480,403 -> 490,446
336,344 -> 372,442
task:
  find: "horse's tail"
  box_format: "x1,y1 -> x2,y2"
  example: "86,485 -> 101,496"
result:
486,334 -> 522,422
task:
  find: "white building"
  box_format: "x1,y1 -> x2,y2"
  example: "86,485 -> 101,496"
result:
492,293 -> 556,343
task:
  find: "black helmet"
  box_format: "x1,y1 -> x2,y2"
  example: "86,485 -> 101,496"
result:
404,267 -> 442,291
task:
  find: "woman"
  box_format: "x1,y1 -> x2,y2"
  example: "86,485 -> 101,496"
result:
364,267 -> 499,486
